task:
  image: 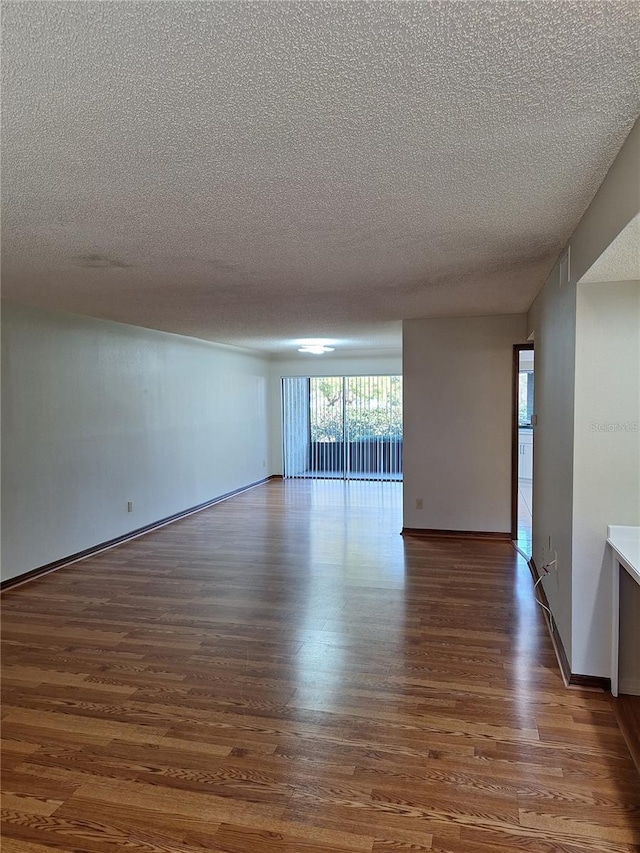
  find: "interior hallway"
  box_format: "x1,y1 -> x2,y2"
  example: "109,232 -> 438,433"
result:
515,478 -> 533,557
1,480 -> 638,852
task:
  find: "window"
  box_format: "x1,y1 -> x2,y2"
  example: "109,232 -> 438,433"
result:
518,370 -> 534,427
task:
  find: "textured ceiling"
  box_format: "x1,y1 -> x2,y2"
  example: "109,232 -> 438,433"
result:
2,2 -> 639,353
579,214 -> 640,284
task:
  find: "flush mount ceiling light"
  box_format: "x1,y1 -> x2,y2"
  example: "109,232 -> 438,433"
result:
298,345 -> 335,354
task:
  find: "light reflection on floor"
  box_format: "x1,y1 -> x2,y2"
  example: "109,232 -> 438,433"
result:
513,550 -> 540,726
286,479 -> 404,708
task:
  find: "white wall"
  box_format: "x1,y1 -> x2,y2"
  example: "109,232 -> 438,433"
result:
570,119 -> 640,284
527,261 -> 577,663
572,280 -> 640,678
1,302 -> 270,582
269,352 -> 402,475
402,315 -> 526,533
527,118 -> 639,676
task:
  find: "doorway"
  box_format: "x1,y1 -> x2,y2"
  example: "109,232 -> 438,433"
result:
282,375 -> 403,481
512,345 -> 534,555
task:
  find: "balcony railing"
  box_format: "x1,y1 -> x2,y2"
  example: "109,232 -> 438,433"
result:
309,438 -> 403,474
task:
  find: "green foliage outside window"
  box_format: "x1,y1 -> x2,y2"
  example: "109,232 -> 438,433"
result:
310,376 -> 403,442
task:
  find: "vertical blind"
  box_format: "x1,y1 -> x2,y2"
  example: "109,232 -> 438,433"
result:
282,375 -> 403,481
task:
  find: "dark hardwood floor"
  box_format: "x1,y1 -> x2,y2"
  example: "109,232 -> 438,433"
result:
2,479 -> 639,852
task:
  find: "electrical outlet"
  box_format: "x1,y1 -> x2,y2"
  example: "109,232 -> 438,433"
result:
263,459 -> 266,467
415,498 -> 423,510
127,501 -> 134,513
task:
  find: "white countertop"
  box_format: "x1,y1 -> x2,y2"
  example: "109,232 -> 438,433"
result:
607,525 -> 640,585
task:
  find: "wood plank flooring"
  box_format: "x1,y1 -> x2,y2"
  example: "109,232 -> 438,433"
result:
2,479 -> 639,852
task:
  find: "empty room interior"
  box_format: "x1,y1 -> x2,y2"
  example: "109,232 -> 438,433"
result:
1,2 -> 640,852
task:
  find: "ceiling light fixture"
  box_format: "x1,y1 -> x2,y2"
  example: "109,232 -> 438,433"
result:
298,345 -> 335,354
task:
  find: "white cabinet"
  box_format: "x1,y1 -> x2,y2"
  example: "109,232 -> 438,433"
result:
518,429 -> 533,480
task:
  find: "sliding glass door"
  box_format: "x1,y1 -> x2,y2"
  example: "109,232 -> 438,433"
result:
282,375 -> 402,480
